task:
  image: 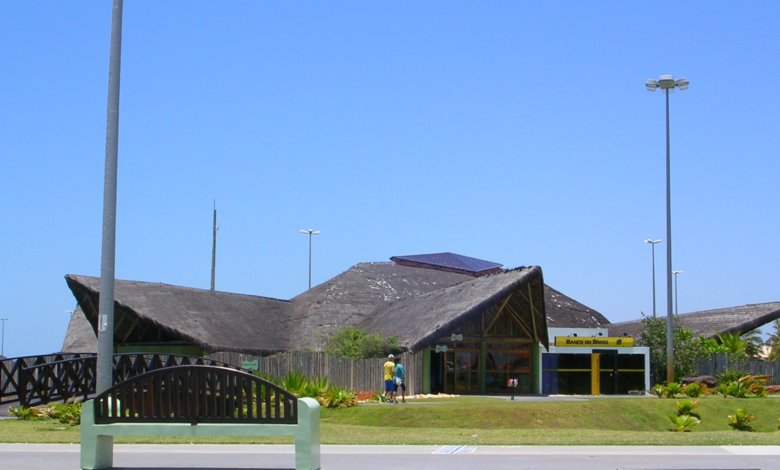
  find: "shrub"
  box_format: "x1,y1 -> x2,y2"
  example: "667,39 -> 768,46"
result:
650,384 -> 665,398
667,413 -> 700,432
320,388 -> 357,409
663,382 -> 684,398
676,399 -> 700,417
728,408 -> 757,431
683,383 -> 706,398
715,369 -> 750,385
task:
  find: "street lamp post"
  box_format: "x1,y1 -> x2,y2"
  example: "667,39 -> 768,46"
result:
299,229 -> 321,289
644,239 -> 662,318
0,318 -> 7,357
673,270 -> 683,315
646,74 -> 689,384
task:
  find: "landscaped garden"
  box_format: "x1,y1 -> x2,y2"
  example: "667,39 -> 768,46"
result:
3,393 -> 780,446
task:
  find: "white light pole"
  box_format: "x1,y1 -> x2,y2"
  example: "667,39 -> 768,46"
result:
646,74 -> 689,384
0,318 -> 7,357
644,239 -> 662,318
300,229 -> 321,289
672,270 -> 683,315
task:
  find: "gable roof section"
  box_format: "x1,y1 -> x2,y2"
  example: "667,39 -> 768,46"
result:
608,302 -> 780,339
390,252 -> 503,277
65,275 -> 293,355
544,285 -> 611,328
288,262 -> 474,349
358,266 -> 548,350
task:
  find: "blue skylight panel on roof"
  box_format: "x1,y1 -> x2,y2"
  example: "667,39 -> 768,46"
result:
392,252 -> 502,273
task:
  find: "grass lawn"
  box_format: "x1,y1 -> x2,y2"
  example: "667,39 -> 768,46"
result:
2,396 -> 780,445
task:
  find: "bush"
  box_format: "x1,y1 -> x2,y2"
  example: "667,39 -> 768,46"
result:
663,382 -> 684,398
676,399 -> 700,417
728,408 -> 757,431
667,413 -> 700,432
320,388 -> 357,409
320,327 -> 400,359
715,369 -> 750,385
683,383 -> 706,398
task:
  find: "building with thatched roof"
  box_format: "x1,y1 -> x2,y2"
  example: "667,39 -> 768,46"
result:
63,252 -> 655,395
608,302 -> 780,340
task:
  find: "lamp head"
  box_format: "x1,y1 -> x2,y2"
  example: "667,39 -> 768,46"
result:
675,77 -> 689,90
645,79 -> 658,92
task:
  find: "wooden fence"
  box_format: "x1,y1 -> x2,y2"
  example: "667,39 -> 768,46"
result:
205,351 -> 424,395
693,354 -> 780,382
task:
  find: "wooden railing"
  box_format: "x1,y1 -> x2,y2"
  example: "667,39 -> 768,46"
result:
0,353 -> 95,404
93,365 -> 297,425
5,353 -> 245,407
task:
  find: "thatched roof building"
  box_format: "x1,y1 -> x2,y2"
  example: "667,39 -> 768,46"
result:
608,302 -> 780,339
64,254 -> 583,355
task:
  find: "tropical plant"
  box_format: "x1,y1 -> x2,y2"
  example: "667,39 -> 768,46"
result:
682,383 -> 706,398
8,406 -> 35,420
663,382 -> 684,398
727,408 -> 757,431
320,388 -> 357,408
650,384 -> 665,398
741,329 -> 764,359
320,327 -> 400,359
676,399 -> 700,417
716,331 -> 747,358
667,413 -> 700,432
715,369 -> 750,385
637,314 -> 709,383
764,319 -> 780,361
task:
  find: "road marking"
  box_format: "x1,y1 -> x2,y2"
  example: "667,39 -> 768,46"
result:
433,445 -> 477,454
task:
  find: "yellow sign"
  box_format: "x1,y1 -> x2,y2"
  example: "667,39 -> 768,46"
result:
554,337 -> 634,347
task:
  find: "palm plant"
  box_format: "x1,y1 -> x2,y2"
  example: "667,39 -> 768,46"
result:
716,331 -> 747,357
667,413 -> 700,432
764,320 -> 780,361
728,408 -> 757,431
741,329 -> 764,358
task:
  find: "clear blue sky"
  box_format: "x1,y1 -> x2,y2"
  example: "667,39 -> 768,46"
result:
2,2 -> 779,358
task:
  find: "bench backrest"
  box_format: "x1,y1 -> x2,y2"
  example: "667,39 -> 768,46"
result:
93,365 -> 298,425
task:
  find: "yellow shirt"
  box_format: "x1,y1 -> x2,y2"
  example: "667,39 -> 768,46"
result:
384,361 -> 395,381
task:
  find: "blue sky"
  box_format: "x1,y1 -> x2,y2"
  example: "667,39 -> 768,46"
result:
2,2 -> 779,358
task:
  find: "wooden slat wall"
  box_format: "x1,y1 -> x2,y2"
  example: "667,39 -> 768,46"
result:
693,354 -> 780,381
205,351 -> 425,395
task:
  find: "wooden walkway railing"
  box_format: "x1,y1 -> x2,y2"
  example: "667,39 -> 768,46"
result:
1,353 -> 245,407
1,353 -> 94,404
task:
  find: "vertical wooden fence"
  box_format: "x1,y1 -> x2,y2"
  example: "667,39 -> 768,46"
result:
693,354 -> 780,381
205,351 -> 424,395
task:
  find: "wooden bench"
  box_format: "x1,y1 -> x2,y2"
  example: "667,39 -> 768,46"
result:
80,365 -> 320,470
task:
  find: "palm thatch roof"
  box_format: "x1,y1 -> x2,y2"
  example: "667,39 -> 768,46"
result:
63,255 -> 609,355
359,266 -> 548,350
608,302 -> 780,339
66,275 -> 293,355
544,285 -> 611,328
61,306 -> 98,352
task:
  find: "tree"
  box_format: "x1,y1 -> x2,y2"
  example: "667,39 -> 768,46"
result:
320,327 -> 400,359
636,313 -> 708,385
764,319 -> 780,361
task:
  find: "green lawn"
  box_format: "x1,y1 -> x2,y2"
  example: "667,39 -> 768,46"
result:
3,396 -> 780,445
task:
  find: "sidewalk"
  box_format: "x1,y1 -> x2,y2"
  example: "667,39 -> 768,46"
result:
1,444 -> 778,470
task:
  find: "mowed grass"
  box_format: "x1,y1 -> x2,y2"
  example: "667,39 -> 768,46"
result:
2,396 -> 780,445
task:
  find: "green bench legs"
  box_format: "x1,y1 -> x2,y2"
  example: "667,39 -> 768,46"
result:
80,397 -> 321,470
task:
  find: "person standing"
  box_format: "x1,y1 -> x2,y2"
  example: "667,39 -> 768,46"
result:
394,356 -> 407,403
382,354 -> 395,403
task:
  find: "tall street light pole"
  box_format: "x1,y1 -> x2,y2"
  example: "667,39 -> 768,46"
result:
300,229 -> 321,290
1,318 -> 7,357
97,0 -> 124,395
673,270 -> 683,315
644,239 -> 662,318
646,74 -> 689,384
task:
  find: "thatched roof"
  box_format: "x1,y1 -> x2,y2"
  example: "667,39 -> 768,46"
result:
287,262 -> 476,349
608,302 -> 780,339
63,256 -> 608,355
544,285 -> 611,328
359,266 -> 548,350
66,275 -> 293,355
61,306 -> 98,352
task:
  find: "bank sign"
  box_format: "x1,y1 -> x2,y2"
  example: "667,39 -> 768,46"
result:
554,337 -> 634,347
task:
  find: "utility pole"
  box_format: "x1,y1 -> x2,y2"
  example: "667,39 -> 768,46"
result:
211,201 -> 217,291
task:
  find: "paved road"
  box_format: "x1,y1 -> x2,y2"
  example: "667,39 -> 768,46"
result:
1,444 -> 778,470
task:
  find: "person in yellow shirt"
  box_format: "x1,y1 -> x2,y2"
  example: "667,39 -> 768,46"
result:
382,354 -> 396,403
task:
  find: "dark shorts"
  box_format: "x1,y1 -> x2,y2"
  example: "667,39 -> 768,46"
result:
396,382 -> 406,392
385,380 -> 394,392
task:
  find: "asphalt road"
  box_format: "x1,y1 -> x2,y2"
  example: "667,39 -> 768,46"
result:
0,444 -> 778,470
